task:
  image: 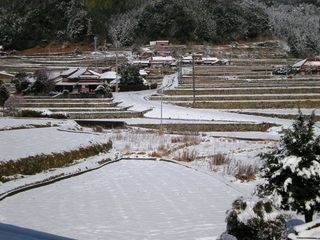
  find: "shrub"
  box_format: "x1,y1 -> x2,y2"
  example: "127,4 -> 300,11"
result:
0,141 -> 113,179
0,84 -> 10,106
226,198 -> 288,240
94,85 -> 113,98
17,110 -> 68,119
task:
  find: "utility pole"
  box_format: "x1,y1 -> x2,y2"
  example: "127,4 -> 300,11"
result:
192,53 -> 196,107
160,92 -> 163,133
94,36 -> 98,70
115,41 -> 119,93
178,57 -> 182,84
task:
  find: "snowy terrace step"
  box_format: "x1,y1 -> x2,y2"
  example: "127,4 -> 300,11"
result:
163,99 -> 320,104
18,102 -> 120,108
66,111 -> 144,119
48,107 -> 130,113
181,77 -> 320,83
165,87 -> 320,96
150,94 -> 320,101
184,72 -> 274,77
19,107 -> 130,113
23,98 -> 114,103
177,82 -> 320,89
168,85 -> 320,92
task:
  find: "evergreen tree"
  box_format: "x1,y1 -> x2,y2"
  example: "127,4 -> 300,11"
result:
258,111 -> 320,222
11,72 -> 30,94
119,65 -> 143,86
31,69 -> 53,95
0,84 -> 10,106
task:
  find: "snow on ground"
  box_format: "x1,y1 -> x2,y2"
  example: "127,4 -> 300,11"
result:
85,117 -> 242,125
159,73 -> 179,91
113,90 -> 293,127
233,108 -> 320,115
0,159 -> 242,240
0,118 -> 63,130
0,127 -> 109,161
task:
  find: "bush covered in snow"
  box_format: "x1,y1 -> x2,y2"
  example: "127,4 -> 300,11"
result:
226,198 -> 288,240
0,84 -> 10,106
258,111 -> 320,223
94,85 -> 113,98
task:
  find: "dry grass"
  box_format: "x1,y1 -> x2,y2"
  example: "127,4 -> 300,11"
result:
175,100 -> 320,109
174,148 -> 198,162
135,123 -> 276,132
150,145 -> 170,158
171,135 -> 201,144
93,125 -> 104,133
208,153 -> 232,171
225,161 -> 258,181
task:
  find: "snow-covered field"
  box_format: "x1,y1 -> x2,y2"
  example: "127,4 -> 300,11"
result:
0,126 -> 108,162
0,118 -> 62,130
0,159 -> 241,240
2,66 -> 313,239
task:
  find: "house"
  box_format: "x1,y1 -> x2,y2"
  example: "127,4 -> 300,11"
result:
288,219 -> 320,240
182,53 -> 203,64
154,40 -> 171,56
182,54 -> 231,65
203,57 -> 220,65
132,60 -> 150,68
100,71 -> 120,84
151,56 -> 176,67
139,47 -> 155,59
55,68 -> 108,93
293,58 -> 320,73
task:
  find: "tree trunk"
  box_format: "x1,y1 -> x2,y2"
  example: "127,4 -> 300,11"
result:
304,209 -> 314,223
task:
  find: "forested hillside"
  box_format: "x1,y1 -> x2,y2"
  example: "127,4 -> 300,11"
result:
0,0 -> 319,56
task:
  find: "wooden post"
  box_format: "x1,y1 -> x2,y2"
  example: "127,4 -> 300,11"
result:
192,54 -> 196,107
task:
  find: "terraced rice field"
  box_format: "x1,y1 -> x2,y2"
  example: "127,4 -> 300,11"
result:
152,57 -> 320,112
15,97 -> 145,119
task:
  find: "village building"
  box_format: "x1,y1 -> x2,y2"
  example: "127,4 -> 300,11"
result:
150,40 -> 171,56
132,60 -> 150,68
150,56 -> 176,67
100,71 -> 118,83
55,68 -> 108,93
293,58 -> 320,73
